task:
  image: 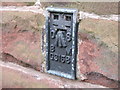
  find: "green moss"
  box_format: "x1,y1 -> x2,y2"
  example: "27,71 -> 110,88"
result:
99,41 -> 109,47
25,2 -> 35,6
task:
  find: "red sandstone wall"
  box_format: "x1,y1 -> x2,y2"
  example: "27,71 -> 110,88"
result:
1,2 -> 119,88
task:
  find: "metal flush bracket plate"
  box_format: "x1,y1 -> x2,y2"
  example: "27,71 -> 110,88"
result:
45,7 -> 78,79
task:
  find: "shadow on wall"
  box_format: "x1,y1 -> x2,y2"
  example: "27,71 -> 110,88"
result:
83,72 -> 120,88
1,52 -> 41,71
1,52 -> 120,88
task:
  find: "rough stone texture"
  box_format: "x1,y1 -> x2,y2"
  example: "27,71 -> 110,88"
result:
1,62 -> 107,88
41,2 -> 118,15
2,2 -> 28,6
80,19 -> 118,53
2,66 -> 52,88
2,2 -> 36,6
2,11 -> 45,71
84,72 -> 119,88
0,65 -> 2,89
78,18 -> 118,81
1,8 -> 119,88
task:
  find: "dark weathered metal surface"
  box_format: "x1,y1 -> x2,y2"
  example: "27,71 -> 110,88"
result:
45,7 -> 78,79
